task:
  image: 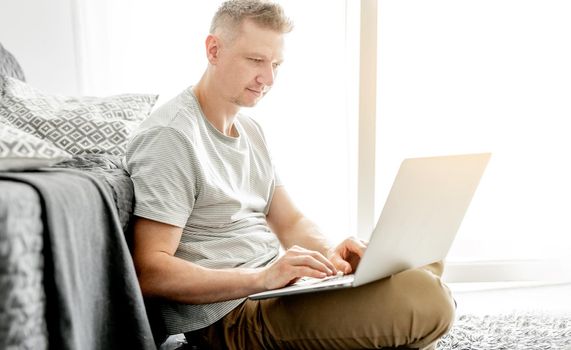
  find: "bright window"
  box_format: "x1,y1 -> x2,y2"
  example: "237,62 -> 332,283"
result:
376,0 -> 571,262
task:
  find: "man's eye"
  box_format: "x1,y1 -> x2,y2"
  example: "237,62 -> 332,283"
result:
248,58 -> 263,63
272,62 -> 281,69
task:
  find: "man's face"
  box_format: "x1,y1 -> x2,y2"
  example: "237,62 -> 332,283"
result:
213,19 -> 285,108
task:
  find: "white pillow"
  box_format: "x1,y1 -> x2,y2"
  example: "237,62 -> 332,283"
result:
0,75 -> 158,156
0,120 -> 72,171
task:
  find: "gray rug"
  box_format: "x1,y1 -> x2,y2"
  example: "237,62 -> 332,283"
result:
437,312 -> 571,350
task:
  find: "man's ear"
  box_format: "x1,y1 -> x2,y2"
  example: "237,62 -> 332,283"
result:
205,34 -> 221,65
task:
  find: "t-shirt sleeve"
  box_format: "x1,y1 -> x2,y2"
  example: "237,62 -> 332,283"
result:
125,126 -> 198,228
274,168 -> 283,187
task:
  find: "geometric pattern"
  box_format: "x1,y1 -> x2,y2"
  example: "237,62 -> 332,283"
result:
0,75 -> 157,156
0,119 -> 72,171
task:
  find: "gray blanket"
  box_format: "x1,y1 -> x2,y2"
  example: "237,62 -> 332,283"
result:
0,168 -> 155,350
54,154 -> 135,233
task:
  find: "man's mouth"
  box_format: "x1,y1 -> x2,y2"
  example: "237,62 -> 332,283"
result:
247,87 -> 266,97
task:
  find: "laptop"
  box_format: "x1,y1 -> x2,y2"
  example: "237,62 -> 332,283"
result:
249,153 -> 491,300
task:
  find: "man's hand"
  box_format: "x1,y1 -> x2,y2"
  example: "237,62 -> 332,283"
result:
327,237 -> 368,274
259,245 -> 338,290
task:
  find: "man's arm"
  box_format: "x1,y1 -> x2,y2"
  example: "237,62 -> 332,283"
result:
133,217 -> 265,304
266,186 -> 333,257
133,215 -> 337,303
266,186 -> 367,274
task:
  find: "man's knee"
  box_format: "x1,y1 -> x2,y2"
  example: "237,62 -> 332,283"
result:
389,267 -> 455,347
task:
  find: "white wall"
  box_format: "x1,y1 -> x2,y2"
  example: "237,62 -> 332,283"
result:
0,0 -> 80,95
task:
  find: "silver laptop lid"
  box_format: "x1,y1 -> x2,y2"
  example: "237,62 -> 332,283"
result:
353,153 -> 491,286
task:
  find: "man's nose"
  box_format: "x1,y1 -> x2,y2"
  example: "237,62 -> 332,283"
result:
257,63 -> 276,87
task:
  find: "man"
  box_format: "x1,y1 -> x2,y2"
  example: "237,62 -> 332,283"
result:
125,1 -> 455,349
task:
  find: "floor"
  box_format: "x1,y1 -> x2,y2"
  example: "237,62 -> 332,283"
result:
449,281 -> 571,316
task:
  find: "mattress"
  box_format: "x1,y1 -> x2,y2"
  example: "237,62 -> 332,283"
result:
0,154 -> 139,350
0,181 -> 48,349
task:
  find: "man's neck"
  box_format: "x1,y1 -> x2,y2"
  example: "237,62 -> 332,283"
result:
192,79 -> 240,137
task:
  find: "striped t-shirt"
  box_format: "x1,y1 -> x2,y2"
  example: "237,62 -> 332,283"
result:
125,86 -> 281,334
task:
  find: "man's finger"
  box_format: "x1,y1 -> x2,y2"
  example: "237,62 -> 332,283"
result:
308,250 -> 338,274
347,238 -> 367,257
288,247 -> 337,274
288,255 -> 334,275
331,255 -> 352,274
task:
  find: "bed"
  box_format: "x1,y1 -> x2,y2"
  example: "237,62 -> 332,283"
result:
0,42 -> 157,349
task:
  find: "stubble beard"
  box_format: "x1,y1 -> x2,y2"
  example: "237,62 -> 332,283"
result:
232,90 -> 265,108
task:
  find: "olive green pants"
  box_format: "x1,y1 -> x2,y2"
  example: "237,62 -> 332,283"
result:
186,262 -> 455,349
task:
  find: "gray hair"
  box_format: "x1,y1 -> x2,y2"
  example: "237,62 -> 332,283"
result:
210,0 -> 294,39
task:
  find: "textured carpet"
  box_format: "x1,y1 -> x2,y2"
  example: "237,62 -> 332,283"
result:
437,312 -> 571,350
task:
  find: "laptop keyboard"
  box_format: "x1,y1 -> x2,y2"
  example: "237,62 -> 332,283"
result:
294,272 -> 353,287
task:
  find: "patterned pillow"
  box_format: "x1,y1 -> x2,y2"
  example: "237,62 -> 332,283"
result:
0,120 -> 72,171
0,75 -> 158,156
0,43 -> 26,82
